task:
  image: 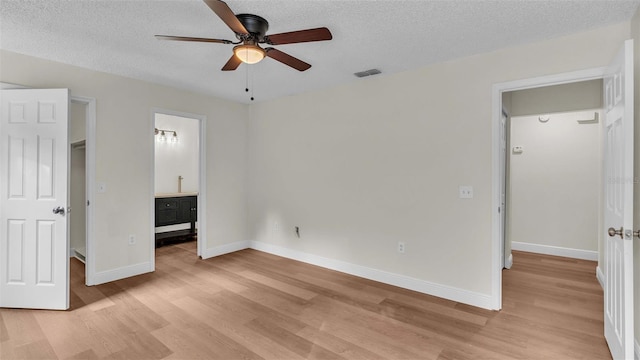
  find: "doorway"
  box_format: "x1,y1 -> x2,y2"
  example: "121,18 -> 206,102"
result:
503,80 -> 603,265
490,67 -> 607,310
69,96 -> 97,285
151,109 -> 207,263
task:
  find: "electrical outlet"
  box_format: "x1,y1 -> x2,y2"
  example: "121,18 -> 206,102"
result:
459,185 -> 473,199
397,241 -> 405,254
128,234 -> 136,245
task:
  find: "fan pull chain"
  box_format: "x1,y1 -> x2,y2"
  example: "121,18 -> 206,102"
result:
251,67 -> 255,101
249,62 -> 255,101
245,60 -> 249,93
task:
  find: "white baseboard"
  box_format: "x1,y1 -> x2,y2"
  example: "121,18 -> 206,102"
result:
635,338 -> 640,360
200,240 -> 251,259
511,242 -> 597,261
505,253 -> 513,269
596,266 -> 605,289
249,240 -> 493,310
91,261 -> 153,286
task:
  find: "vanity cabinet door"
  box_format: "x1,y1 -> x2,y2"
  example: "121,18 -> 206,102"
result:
155,196 -> 197,227
156,198 -> 178,226
176,197 -> 193,223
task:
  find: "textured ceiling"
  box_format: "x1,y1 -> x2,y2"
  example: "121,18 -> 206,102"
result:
1,0 -> 639,104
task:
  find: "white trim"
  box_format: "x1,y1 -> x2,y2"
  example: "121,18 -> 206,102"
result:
70,95 -> 97,286
511,242 -> 598,261
505,253 -> 513,269
150,108 -> 207,269
201,240 -> 251,259
198,116 -> 207,259
250,241 -> 493,310
596,266 -> 605,290
91,261 -> 153,285
491,67 -> 606,310
201,240 -> 493,309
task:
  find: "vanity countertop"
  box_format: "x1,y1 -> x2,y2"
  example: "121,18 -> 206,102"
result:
155,192 -> 198,198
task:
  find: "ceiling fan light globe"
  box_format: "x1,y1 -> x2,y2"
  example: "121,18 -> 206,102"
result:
233,44 -> 265,64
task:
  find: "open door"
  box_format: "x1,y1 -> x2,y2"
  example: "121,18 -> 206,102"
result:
0,89 -> 70,310
603,39 -> 634,359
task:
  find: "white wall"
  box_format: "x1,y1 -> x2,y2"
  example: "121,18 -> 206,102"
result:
510,80 -> 603,116
154,113 -> 199,194
70,146 -> 86,255
0,49 -> 248,275
69,101 -> 86,144
509,109 -> 601,255
246,22 -> 631,300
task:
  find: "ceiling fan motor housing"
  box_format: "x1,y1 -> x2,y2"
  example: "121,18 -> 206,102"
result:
236,14 -> 269,42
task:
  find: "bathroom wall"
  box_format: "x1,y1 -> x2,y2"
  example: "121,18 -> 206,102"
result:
154,113 -> 199,194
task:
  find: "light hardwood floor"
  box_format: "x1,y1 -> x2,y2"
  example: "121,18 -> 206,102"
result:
1,245 -> 611,359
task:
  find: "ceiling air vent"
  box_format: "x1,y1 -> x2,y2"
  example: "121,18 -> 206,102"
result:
354,69 -> 382,78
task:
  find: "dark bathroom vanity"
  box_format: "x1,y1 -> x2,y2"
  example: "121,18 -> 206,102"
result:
155,193 -> 197,247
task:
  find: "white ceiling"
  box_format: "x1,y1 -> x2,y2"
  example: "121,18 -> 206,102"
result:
1,0 -> 638,104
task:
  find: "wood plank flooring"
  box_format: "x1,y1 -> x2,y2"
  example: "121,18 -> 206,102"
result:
0,246 -> 611,359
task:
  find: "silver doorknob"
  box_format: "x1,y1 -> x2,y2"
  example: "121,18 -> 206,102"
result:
608,227 -> 623,239
52,206 -> 65,216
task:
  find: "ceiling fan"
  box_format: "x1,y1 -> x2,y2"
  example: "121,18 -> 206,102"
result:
155,0 -> 333,72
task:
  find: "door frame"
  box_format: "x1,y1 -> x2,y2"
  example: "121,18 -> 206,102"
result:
490,67 -> 606,310
71,96 -> 97,286
0,83 -> 97,286
150,108 -> 207,266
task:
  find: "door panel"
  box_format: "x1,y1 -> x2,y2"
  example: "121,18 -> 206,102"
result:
8,136 -> 25,197
0,89 -> 69,310
602,39 -> 634,360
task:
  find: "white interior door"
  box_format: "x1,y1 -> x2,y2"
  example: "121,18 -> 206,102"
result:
603,39 -> 634,360
0,89 -> 70,310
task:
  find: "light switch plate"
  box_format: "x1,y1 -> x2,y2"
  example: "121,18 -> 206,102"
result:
459,185 -> 473,199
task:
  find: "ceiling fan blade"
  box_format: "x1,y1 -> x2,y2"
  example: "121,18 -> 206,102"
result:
265,48 -> 311,71
221,54 -> 242,71
155,35 -> 232,44
203,0 -> 248,34
265,27 -> 332,45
